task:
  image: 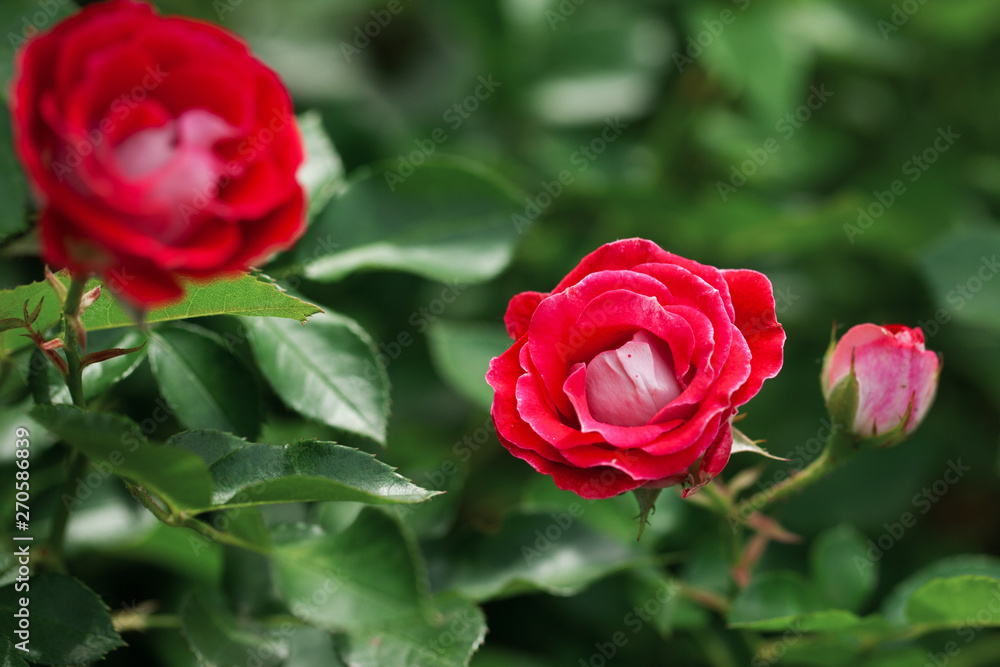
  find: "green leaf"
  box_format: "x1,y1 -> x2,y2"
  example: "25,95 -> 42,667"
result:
857,648 -> 931,667
30,404 -> 214,513
0,574 -> 124,666
730,609 -> 863,633
731,427 -> 788,461
50,329 -> 148,403
297,111 -> 346,220
105,522 -> 224,588
166,430 -> 439,511
880,554 -> 1000,626
692,4 -> 810,124
752,616 -> 896,666
811,524 -> 878,613
905,576 -> 1000,628
149,324 -> 262,438
0,105 -> 27,243
180,590 -> 290,667
271,508 -> 431,632
0,635 -> 29,667
285,629 -> 345,667
0,271 -> 322,358
727,571 -> 826,627
338,594 -> 487,667
919,228 -> 1000,331
426,320 -> 511,411
293,159 -> 522,284
242,311 -> 390,444
431,512 -> 643,602
0,2 -> 76,99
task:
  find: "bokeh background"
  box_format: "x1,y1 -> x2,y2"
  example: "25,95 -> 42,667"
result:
3,0 -> 1000,665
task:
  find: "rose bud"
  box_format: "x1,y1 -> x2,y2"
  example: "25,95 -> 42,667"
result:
9,0 -> 306,307
821,323 -> 940,446
486,238 -> 785,499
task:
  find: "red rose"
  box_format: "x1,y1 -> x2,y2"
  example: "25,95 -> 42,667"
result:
9,0 -> 305,306
487,239 -> 785,499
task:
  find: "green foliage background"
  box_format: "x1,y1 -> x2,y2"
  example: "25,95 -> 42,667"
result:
1,0 -> 1000,665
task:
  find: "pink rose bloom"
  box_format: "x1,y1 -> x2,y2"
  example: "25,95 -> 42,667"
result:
487,238 -> 785,499
822,324 -> 940,440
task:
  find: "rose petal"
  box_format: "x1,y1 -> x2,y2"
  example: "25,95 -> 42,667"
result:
504,291 -> 547,340
721,269 -> 785,407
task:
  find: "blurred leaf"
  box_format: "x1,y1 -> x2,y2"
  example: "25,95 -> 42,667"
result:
101,522 -> 224,587
338,594 -> 486,667
285,628 -> 345,667
905,576 -> 1000,628
297,111 -> 346,220
918,228 -> 1000,331
294,159 -> 521,284
764,633 -> 866,667
880,554 -> 1000,626
180,591 -> 289,667
626,568 -> 686,637
730,609 -> 862,633
0,635 -> 29,667
165,430 -> 439,511
0,1 -> 77,97
857,648 -> 931,667
271,508 -> 431,632
215,507 -> 272,554
727,571 -> 826,627
0,272 -> 322,358
522,475 -> 687,545
0,574 -> 124,666
30,404 -> 214,512
242,311 -> 390,444
692,4 -> 810,123
431,512 -> 644,602
50,329 -> 148,403
427,320 -> 510,411
810,524 -> 878,613
149,324 -> 262,438
0,105 -> 26,243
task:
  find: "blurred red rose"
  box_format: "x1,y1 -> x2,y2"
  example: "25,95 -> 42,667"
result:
822,323 -> 940,443
487,238 -> 785,499
9,0 -> 305,306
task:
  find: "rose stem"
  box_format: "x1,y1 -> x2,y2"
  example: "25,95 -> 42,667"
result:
45,275 -> 92,569
732,430 -> 857,520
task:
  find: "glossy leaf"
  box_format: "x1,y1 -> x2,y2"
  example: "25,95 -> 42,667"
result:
430,512 -> 643,602
338,594 -> 487,667
242,311 -> 390,444
166,430 -> 439,511
271,508 -> 431,632
149,324 -> 262,438
0,574 -> 124,666
0,271 -> 322,358
30,404 -> 214,513
180,591 -> 289,667
294,159 -> 521,284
